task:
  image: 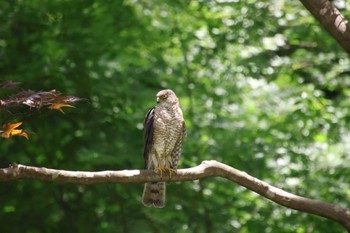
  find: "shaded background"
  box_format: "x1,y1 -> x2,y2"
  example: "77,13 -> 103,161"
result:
1,0 -> 350,232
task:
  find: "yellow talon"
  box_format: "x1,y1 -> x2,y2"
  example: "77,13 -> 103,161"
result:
153,167 -> 177,178
154,167 -> 164,178
165,167 -> 177,178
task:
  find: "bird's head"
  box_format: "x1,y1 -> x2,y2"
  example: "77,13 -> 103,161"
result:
156,89 -> 178,106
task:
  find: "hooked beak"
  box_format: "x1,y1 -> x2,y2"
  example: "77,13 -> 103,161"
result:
156,97 -> 160,103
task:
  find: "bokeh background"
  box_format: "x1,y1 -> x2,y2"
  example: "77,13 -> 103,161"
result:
1,0 -> 350,232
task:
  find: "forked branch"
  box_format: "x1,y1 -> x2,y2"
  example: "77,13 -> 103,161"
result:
0,160 -> 349,231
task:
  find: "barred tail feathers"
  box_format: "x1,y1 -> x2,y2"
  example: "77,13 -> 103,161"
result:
142,182 -> 166,208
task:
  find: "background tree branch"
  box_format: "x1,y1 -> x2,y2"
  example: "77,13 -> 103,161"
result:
299,0 -> 350,54
1,160 -> 349,232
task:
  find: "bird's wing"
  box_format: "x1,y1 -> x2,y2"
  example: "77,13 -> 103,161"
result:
171,121 -> 186,169
182,121 -> 187,138
143,107 -> 155,168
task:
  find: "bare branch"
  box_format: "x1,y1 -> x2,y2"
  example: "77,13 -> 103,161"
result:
299,0 -> 350,54
1,160 -> 350,231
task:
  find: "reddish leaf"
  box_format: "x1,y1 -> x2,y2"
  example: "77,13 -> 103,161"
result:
0,81 -> 20,89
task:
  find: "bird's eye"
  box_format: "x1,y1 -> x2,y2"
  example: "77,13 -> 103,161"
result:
161,94 -> 168,99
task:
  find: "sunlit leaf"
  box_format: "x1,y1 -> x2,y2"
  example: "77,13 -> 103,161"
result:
1,122 -> 29,140
48,103 -> 76,114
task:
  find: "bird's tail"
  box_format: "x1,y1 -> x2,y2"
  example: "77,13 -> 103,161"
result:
142,182 -> 166,208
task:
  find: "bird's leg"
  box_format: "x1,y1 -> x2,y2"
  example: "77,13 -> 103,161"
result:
153,155 -> 164,178
164,160 -> 177,178
154,167 -> 163,178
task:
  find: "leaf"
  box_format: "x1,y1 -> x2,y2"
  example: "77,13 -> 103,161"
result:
1,89 -> 83,109
0,81 -> 20,89
61,96 -> 83,103
48,103 -> 76,114
1,122 -> 29,140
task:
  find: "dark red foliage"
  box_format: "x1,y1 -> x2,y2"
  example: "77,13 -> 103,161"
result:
0,81 -> 20,89
0,83 -> 83,110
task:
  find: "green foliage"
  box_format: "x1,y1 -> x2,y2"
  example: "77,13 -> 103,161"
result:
1,0 -> 349,232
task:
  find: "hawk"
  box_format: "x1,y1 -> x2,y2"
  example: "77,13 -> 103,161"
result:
142,89 -> 186,208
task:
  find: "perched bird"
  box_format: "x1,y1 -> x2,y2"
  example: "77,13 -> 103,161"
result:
142,89 -> 186,208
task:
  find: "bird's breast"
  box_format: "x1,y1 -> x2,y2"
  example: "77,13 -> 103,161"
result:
152,106 -> 183,156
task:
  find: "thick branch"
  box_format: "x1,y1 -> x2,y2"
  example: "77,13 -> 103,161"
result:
299,0 -> 350,54
1,160 -> 350,231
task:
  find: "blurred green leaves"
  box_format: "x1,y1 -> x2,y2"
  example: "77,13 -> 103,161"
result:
1,0 -> 350,232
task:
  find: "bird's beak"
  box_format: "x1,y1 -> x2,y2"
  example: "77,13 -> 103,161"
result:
156,97 -> 160,103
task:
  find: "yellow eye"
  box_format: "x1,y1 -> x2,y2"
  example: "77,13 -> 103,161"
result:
161,94 -> 168,99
